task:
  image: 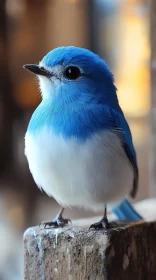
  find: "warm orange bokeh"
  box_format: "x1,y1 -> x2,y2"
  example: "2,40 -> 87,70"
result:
115,2 -> 150,117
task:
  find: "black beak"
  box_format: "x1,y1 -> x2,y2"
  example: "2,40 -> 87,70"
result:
23,64 -> 51,77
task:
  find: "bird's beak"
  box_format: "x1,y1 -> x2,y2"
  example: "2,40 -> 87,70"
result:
23,64 -> 51,77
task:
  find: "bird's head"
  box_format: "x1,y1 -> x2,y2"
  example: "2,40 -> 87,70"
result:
23,46 -> 118,107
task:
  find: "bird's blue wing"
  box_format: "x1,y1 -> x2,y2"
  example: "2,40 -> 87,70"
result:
107,107 -> 139,198
105,107 -> 141,220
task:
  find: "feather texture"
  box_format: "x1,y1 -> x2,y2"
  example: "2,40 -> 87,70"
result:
24,46 -> 139,214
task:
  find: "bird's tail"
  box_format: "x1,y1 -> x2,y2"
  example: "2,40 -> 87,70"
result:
112,198 -> 143,220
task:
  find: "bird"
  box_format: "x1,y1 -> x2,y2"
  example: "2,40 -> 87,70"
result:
23,46 -> 142,230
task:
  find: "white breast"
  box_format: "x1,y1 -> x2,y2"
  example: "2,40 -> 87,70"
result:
25,127 -> 133,211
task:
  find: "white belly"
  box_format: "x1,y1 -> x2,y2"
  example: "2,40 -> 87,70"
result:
25,127 -> 133,211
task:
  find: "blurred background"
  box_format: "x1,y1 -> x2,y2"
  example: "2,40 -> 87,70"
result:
0,0 -> 153,279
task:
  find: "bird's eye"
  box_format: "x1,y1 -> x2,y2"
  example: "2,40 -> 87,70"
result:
40,66 -> 45,70
64,66 -> 81,80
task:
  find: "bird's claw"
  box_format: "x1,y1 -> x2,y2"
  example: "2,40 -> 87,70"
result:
89,218 -> 117,230
89,219 -> 109,230
40,217 -> 71,229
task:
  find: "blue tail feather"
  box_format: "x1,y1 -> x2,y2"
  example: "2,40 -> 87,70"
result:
112,198 -> 143,220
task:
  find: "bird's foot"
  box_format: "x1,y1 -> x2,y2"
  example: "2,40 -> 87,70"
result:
89,217 -> 117,230
41,217 -> 71,228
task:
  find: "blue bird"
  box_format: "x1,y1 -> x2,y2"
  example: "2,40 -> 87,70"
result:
23,46 -> 142,229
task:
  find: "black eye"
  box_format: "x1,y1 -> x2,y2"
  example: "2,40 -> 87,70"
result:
64,66 -> 81,80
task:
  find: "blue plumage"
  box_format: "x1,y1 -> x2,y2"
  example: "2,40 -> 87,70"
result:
109,108 -> 138,198
42,46 -> 114,82
28,47 -> 119,138
24,46 -> 141,228
112,198 -> 143,220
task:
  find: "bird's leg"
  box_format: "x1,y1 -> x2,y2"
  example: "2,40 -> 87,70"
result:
89,204 -> 111,230
41,207 -> 71,228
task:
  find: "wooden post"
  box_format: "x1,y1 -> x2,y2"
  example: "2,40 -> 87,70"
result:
24,219 -> 156,280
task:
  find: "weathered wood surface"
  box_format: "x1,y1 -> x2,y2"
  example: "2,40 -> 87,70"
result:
24,219 -> 156,280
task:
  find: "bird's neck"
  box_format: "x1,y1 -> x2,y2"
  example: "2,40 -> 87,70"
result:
27,96 -> 121,141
